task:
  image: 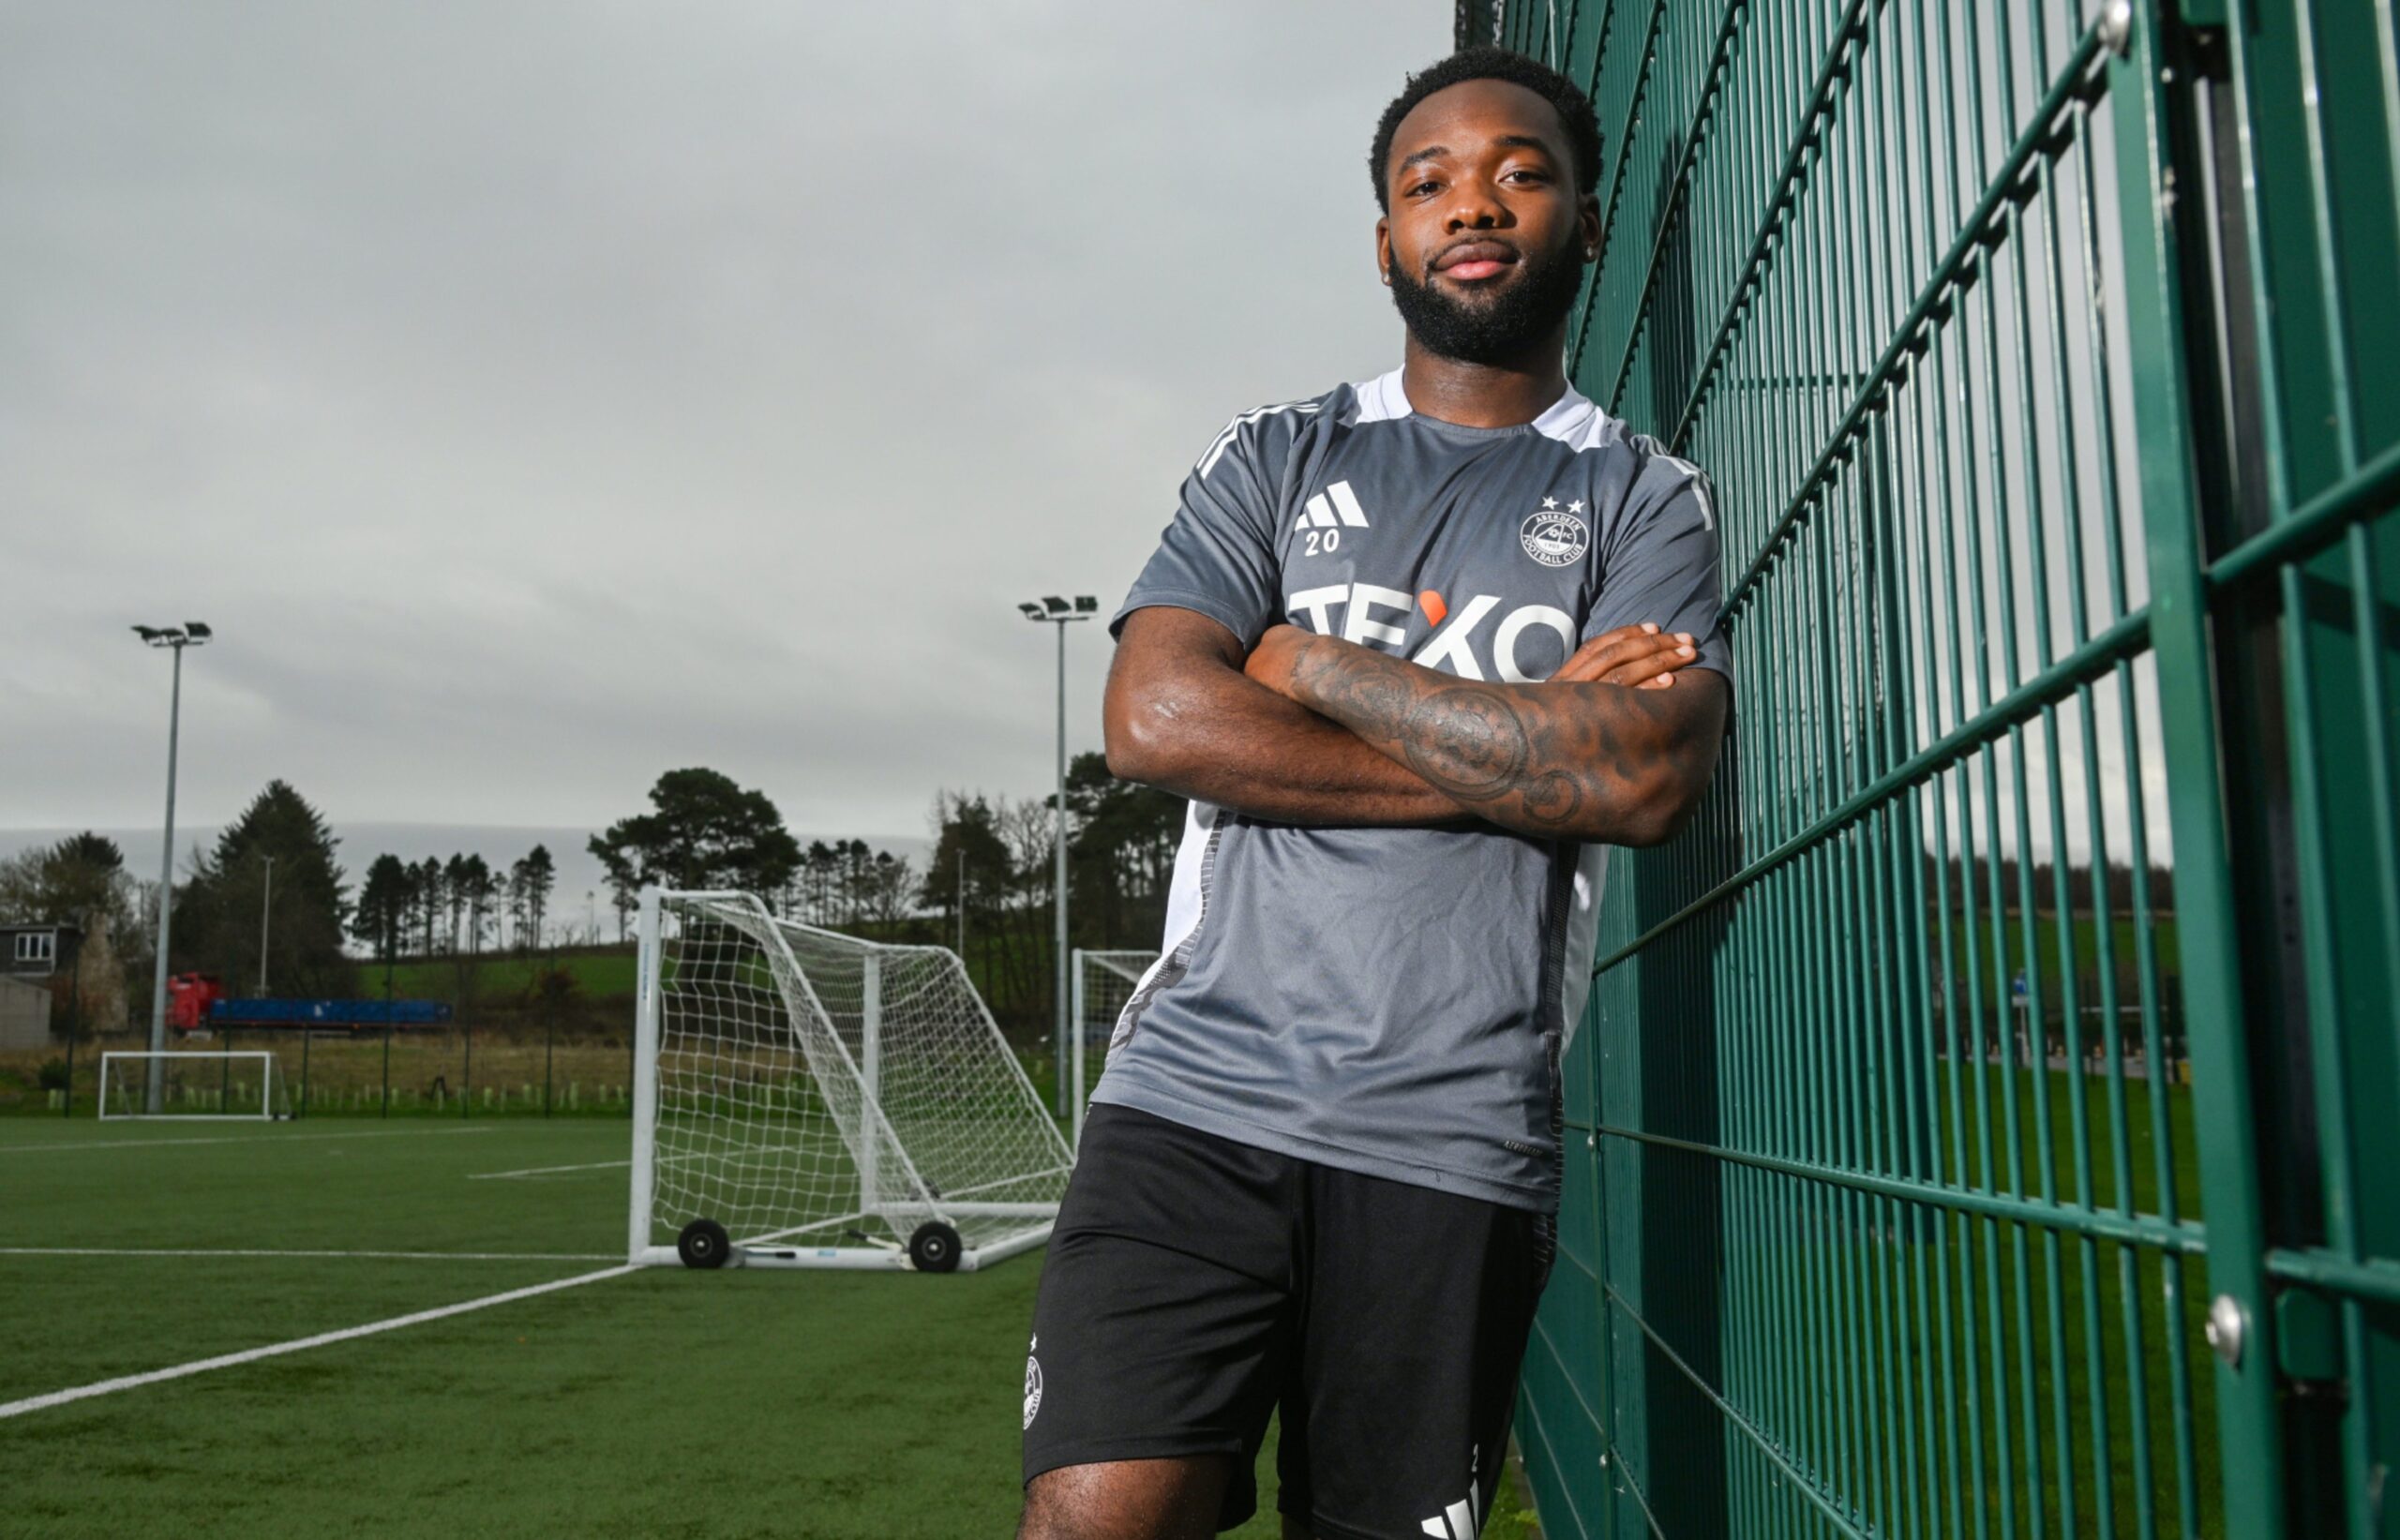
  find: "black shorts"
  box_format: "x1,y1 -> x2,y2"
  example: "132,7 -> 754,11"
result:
1022,1103 -> 1552,1539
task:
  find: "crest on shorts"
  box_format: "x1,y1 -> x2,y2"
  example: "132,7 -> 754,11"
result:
1521,497 -> 1590,567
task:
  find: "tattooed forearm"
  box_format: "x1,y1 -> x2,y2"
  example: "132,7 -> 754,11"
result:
1279,629 -> 1724,844
1398,688 -> 1529,800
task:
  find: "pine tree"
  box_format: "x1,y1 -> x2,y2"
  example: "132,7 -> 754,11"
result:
352,854 -> 412,961
170,781 -> 352,996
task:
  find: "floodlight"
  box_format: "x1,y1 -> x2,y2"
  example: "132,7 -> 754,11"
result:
132,625 -> 164,641
1018,603 -> 1044,620
184,621 -> 213,639
1042,596 -> 1069,615
1073,596 -> 1099,613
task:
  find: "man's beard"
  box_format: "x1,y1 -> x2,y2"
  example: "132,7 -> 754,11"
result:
1387,237 -> 1585,366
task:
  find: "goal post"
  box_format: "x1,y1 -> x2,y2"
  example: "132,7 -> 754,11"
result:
629,889 -> 1073,1273
98,1051 -> 290,1121
1071,949 -> 1158,1145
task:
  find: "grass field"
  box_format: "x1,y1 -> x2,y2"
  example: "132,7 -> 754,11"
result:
368,947 -> 639,1005
0,1115 -> 1538,1537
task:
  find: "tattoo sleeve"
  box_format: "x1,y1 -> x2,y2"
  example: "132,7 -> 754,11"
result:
1279,632 -> 1727,845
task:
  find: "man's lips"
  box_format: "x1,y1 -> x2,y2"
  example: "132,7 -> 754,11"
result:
1432,240 -> 1519,281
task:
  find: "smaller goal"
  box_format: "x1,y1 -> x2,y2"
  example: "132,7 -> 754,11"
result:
98,1051 -> 292,1121
1070,949 -> 1159,1145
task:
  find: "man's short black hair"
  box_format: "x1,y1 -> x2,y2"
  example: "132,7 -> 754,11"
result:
1369,47 -> 1603,213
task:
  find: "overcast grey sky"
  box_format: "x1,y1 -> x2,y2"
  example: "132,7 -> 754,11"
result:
1,2 -> 1450,846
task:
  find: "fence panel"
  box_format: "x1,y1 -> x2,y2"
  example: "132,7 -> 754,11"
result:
1485,0 -> 2397,1531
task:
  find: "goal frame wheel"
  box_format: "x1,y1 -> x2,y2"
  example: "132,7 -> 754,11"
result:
908,1220 -> 963,1274
678,1217 -> 733,1269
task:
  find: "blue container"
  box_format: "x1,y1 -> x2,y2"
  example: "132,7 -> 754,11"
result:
209,997 -> 453,1028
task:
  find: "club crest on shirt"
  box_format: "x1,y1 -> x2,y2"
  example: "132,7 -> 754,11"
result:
1521,498 -> 1591,567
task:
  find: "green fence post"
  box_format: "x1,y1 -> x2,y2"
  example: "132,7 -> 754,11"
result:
300,1029 -> 310,1120
61,1031 -> 72,1118
2107,5 -> 2284,1533
462,1024 -> 472,1119
382,1022 -> 392,1120
545,1017 -> 554,1118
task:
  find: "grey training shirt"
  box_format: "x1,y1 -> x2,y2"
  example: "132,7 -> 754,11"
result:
1093,367 -> 1730,1211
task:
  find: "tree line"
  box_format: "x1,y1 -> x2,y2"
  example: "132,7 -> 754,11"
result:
915,753 -> 1181,1034
11,759 -> 2160,1044
351,847 -> 559,962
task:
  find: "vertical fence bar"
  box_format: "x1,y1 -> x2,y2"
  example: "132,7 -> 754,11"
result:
2106,4 -> 2284,1532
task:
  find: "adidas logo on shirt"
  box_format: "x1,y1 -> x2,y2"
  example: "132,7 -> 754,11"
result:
1294,480 -> 1372,531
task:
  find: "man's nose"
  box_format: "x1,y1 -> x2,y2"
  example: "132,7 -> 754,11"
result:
1444,178 -> 1507,232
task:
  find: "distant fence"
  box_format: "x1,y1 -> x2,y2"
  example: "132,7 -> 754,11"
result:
1482,0 -> 2399,1535
26,1026 -> 637,1118
12,1024 -> 1080,1124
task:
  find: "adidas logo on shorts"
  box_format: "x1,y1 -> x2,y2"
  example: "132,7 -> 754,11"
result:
1420,1485 -> 1480,1538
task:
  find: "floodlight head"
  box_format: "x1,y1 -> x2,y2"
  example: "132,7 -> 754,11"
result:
131,625 -> 164,641
1073,595 -> 1099,613
1017,602 -> 1045,620
1042,596 -> 1069,616
184,621 -> 213,640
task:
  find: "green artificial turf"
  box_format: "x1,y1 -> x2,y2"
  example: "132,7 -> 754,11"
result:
0,1118 -> 1538,1537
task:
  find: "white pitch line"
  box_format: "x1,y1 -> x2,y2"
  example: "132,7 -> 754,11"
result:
0,1127 -> 499,1155
468,1143 -> 823,1180
0,1248 -> 619,1263
0,1263 -> 637,1422
467,1156 -> 630,1180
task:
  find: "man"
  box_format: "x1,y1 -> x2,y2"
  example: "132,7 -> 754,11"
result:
1020,46 -> 1730,1540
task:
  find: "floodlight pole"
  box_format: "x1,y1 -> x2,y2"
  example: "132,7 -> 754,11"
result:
1053,618 -> 1068,1115
137,621 -> 210,1114
1021,596 -> 1097,1115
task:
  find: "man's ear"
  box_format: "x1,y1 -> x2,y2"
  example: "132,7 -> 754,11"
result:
1579,195 -> 1601,262
1375,216 -> 1391,285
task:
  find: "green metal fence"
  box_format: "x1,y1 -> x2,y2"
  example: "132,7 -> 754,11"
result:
1475,0 -> 2399,1533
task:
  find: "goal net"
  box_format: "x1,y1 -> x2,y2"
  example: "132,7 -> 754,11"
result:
630,890 -> 1073,1273
1071,949 -> 1158,1145
98,1051 -> 292,1121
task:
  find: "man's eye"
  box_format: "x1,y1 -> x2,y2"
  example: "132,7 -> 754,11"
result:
1408,180 -> 1440,197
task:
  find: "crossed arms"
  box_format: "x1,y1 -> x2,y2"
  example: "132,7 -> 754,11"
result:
1102,606 -> 1729,846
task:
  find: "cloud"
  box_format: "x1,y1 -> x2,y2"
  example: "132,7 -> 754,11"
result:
1,1 -> 1448,836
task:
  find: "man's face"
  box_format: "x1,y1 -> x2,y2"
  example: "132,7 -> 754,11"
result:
1376,79 -> 1598,366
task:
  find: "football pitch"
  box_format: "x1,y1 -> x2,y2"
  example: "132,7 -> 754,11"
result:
0,1115 -> 1537,1537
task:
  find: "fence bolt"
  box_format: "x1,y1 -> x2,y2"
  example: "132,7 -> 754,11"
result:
2098,0 -> 2133,54
2205,1293 -> 2247,1368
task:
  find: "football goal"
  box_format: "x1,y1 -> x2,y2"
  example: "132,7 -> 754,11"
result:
98,1051 -> 292,1121
1070,949 -> 1157,1144
629,889 -> 1073,1274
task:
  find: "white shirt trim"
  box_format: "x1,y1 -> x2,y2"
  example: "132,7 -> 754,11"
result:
1350,367 -> 1618,450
